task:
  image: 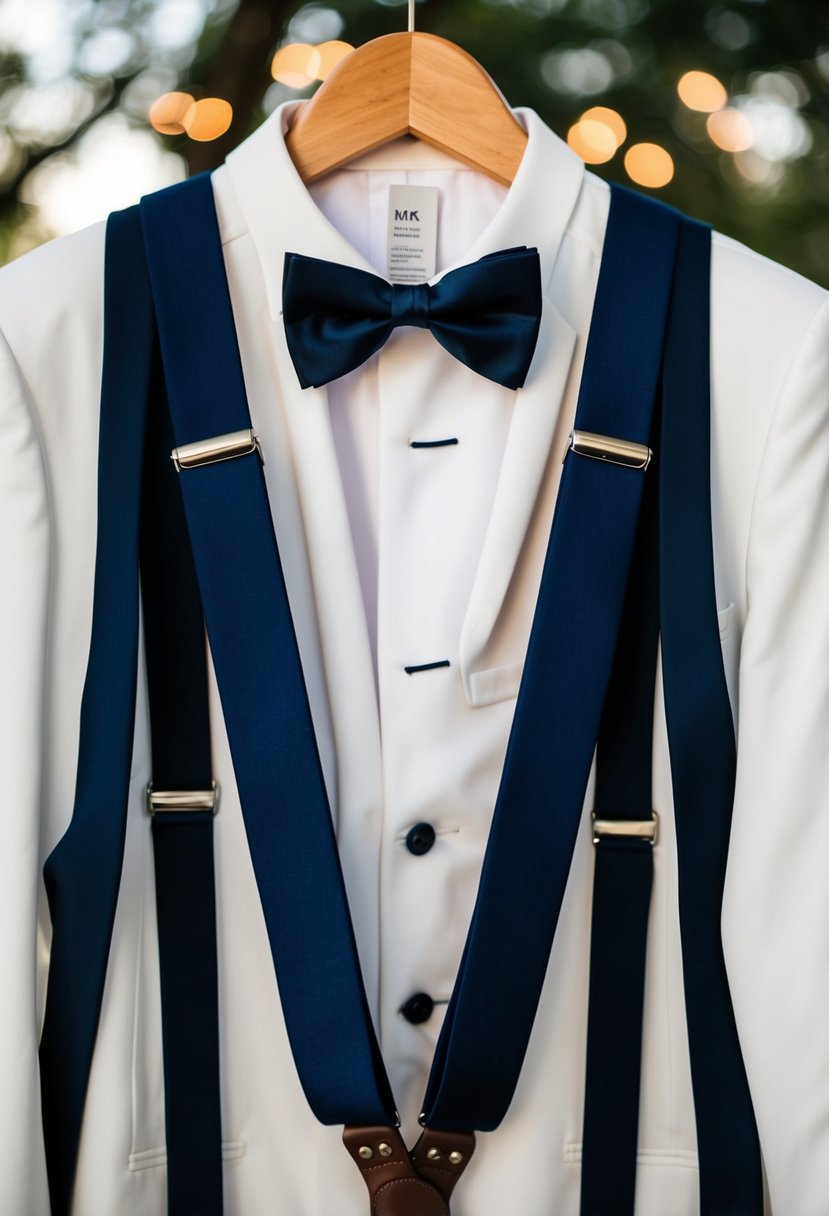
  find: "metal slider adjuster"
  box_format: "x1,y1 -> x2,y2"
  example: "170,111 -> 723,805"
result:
171,427 -> 264,472
567,429 -> 652,470
145,780 -> 220,815
592,811 -> 658,846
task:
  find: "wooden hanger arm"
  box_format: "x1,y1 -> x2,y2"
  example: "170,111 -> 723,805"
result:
285,32 -> 527,185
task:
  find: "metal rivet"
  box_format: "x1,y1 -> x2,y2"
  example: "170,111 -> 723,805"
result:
449,1150 -> 464,1165
427,1147 -> 441,1160
378,1142 -> 393,1158
358,1146 -> 373,1160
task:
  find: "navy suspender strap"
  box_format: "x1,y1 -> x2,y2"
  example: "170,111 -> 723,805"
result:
422,183 -> 679,1133
580,401 -> 660,1215
139,368 -> 224,1214
38,206 -> 154,1216
139,173 -> 398,1130
659,219 -> 763,1211
38,202 -> 226,1215
581,216 -> 762,1212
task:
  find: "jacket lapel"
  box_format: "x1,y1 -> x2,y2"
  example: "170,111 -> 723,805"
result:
458,296 -> 577,704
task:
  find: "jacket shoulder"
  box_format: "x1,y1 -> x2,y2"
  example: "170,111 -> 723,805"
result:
707,227 -> 827,422
711,227 -> 826,323
0,219 -> 111,476
0,219 -> 108,368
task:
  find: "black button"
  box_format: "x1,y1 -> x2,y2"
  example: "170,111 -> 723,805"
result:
400,992 -> 435,1024
405,822 -> 436,856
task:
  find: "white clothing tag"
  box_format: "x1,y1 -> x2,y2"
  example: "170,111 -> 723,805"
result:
386,185 -> 439,284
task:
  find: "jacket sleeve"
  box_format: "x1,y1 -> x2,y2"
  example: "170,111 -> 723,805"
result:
722,294 -> 829,1214
0,325 -> 52,1213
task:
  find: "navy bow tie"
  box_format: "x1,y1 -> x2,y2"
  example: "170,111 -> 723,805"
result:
281,247 -> 543,391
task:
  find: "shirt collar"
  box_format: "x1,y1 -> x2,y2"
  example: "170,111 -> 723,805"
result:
223,97 -> 586,320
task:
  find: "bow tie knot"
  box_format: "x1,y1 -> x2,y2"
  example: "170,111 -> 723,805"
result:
282,247 -> 543,390
390,281 -> 431,329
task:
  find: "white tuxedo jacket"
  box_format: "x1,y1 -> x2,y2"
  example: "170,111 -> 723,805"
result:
1,99 -> 829,1216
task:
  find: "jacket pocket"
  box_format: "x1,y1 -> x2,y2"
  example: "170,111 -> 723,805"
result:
466,660 -> 523,707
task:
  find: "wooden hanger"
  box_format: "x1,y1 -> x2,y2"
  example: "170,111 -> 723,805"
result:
285,13 -> 528,187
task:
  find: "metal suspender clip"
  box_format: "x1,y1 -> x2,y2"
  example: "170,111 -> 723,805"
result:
592,811 -> 658,846
567,429 -> 652,470
145,781 -> 220,815
171,427 -> 264,472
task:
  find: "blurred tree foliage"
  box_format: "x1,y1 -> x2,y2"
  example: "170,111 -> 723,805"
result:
0,0 -> 827,283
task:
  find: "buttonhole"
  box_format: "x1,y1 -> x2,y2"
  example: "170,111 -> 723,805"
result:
404,660 -> 451,674
409,438 -> 459,448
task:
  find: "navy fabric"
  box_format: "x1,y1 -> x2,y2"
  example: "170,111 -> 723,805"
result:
281,246 -> 542,389
38,205 -> 154,1215
150,813 -> 223,1211
581,405 -> 661,1215
140,173 -> 397,1128
140,379 -> 224,1213
659,219 -> 763,1211
423,183 -> 680,1131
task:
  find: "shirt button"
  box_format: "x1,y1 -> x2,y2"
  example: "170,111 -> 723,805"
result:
405,822 -> 436,856
400,992 -> 435,1024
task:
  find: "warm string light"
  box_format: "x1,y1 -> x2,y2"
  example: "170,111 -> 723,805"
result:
148,40 -> 354,143
706,109 -> 754,152
148,92 -> 232,141
271,40 -> 354,88
567,106 -> 627,164
148,92 -> 195,136
677,70 -> 727,113
187,99 -> 233,142
566,65 -> 754,186
271,42 -> 320,87
624,143 -> 674,188
566,105 -> 674,189
677,68 -> 755,154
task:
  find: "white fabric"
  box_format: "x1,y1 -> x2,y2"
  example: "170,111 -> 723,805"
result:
0,97 -> 828,1215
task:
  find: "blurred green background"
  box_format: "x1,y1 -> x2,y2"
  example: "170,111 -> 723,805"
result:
1,0 -> 827,284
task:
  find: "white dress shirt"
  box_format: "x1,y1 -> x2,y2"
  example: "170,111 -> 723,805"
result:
1,96 -> 828,1215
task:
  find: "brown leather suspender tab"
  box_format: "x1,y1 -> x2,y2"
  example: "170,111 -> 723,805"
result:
410,1127 -> 476,1204
343,1125 -> 475,1215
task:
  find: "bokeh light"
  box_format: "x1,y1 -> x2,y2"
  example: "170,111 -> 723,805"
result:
706,108 -> 753,153
149,92 -> 232,141
184,98 -> 233,142
624,143 -> 674,188
148,91 -> 194,136
677,70 -> 728,113
580,105 -> 627,146
271,40 -> 354,87
271,43 -> 322,88
567,119 -> 616,163
735,95 -> 811,160
567,107 -> 627,165
315,40 -> 353,80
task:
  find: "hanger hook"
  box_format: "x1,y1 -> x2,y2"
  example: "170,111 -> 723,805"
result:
408,0 -> 415,33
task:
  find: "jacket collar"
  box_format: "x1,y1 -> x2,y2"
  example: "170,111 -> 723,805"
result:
224,99 -> 584,310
